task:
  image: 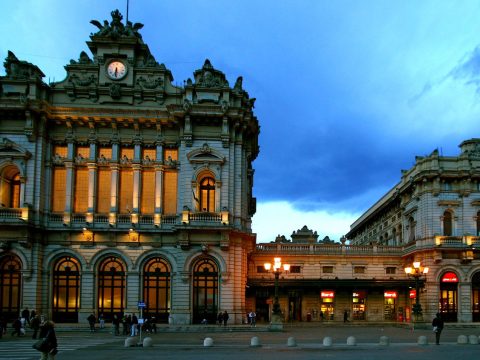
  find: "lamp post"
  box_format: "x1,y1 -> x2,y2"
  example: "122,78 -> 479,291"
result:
264,257 -> 290,328
404,261 -> 429,321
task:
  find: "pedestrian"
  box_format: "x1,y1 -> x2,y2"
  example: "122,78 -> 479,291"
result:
11,317 -> 22,336
87,313 -> 96,333
432,312 -> 444,345
150,316 -> 157,334
30,309 -> 37,323
99,313 -> 105,329
21,307 -> 30,327
39,320 -> 58,360
31,314 -> 41,339
131,313 -> 138,336
250,311 -> 256,327
112,314 -> 120,336
217,312 -> 223,326
0,315 -> 6,339
223,310 -> 229,327
320,311 -> 324,321
343,310 -> 349,323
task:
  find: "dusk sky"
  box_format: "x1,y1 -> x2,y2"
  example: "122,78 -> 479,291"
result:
2,0 -> 480,243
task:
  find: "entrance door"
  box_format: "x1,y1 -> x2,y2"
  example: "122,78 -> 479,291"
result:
52,257 -> 80,323
192,258 -> 218,324
471,272 -> 480,322
0,255 -> 21,321
98,257 -> 126,321
288,291 -> 302,321
439,272 -> 458,322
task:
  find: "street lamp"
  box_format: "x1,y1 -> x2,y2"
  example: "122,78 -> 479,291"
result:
404,261 -> 429,320
264,257 -> 290,317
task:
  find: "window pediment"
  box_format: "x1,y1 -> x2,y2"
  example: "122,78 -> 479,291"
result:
0,138 -> 31,160
187,143 -> 225,165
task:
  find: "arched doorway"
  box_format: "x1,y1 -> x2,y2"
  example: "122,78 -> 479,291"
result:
472,271 -> 480,322
192,258 -> 218,324
98,257 -> 126,321
0,255 -> 21,321
439,271 -> 458,322
143,257 -> 171,323
52,256 -> 80,323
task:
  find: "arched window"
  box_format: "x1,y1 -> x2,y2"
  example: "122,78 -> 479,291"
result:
0,166 -> 21,208
439,271 -> 458,322
192,258 -> 218,324
0,255 -> 21,321
443,211 -> 453,236
52,257 -> 80,323
199,177 -> 215,212
143,257 -> 171,323
98,257 -> 126,320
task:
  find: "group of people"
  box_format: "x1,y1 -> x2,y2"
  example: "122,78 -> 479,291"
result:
87,312 -> 157,336
216,310 -> 229,326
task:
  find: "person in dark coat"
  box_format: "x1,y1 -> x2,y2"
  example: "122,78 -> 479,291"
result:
31,315 -> 41,339
21,307 -> 30,326
112,314 -> 120,336
217,312 -> 223,326
222,310 -> 229,327
87,313 -> 96,333
40,320 -> 58,359
432,312 -> 445,345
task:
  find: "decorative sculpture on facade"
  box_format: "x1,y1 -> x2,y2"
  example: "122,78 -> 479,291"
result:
90,9 -> 144,40
2,51 -> 44,80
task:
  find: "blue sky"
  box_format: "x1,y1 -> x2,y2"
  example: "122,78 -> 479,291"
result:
2,0 -> 480,242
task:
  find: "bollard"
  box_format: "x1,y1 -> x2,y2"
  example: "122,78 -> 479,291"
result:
468,335 -> 478,345
250,336 -> 261,347
287,337 -> 297,347
124,337 -> 137,347
417,336 -> 428,345
143,337 -> 153,347
204,337 -> 214,347
346,336 -> 356,346
379,336 -> 390,346
457,335 -> 468,345
323,336 -> 333,347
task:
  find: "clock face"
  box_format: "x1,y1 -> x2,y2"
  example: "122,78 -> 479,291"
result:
107,61 -> 127,80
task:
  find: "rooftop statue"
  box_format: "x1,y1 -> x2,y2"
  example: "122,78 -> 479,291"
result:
90,9 -> 144,40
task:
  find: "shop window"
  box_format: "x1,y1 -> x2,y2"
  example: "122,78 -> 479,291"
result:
322,266 -> 334,273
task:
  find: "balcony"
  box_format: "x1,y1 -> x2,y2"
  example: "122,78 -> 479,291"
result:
0,207 -> 31,224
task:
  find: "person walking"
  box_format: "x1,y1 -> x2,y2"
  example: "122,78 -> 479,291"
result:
217,312 -> 223,326
112,314 -> 120,336
99,313 -> 105,329
87,313 -> 96,333
249,311 -> 256,327
31,315 -> 41,339
21,307 -> 30,327
40,320 -> 58,360
222,310 -> 229,327
343,310 -> 349,323
131,313 -> 138,336
11,317 -> 22,336
432,312 -> 444,345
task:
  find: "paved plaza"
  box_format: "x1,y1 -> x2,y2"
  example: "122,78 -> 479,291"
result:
0,324 -> 479,360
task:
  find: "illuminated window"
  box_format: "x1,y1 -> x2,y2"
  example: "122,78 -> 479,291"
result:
53,145 -> 68,158
97,168 -> 111,213
143,257 -> 171,322
73,168 -> 88,213
98,147 -> 112,160
142,148 -> 156,162
199,177 -> 215,212
119,169 -> 133,213
354,266 -> 365,274
164,148 -> 178,161
163,171 -> 177,214
322,266 -> 334,273
98,257 -> 125,320
443,211 -> 453,236
76,146 -> 90,160
120,147 -> 134,162
0,255 -> 21,321
141,170 -> 155,213
51,168 -> 66,212
0,166 -> 20,208
192,258 -> 218,324
52,257 -> 80,323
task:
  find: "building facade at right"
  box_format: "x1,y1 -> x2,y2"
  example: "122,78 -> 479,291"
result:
346,139 -> 480,322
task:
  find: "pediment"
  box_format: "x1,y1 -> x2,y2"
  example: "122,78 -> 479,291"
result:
187,143 -> 225,165
0,138 -> 31,159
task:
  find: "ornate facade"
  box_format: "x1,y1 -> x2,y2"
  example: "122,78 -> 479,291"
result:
0,10 -> 259,324
246,142 -> 480,324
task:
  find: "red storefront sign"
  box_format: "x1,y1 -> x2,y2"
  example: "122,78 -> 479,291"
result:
321,291 -> 335,298
384,291 -> 397,298
409,289 -> 416,299
441,272 -> 458,283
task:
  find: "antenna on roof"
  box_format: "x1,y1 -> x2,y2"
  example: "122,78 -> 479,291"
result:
126,0 -> 130,23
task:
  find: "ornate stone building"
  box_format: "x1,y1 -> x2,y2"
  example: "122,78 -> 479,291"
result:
0,10 -> 259,324
246,142 -> 480,324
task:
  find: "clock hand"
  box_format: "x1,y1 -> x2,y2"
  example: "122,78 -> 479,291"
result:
115,67 -> 118,77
